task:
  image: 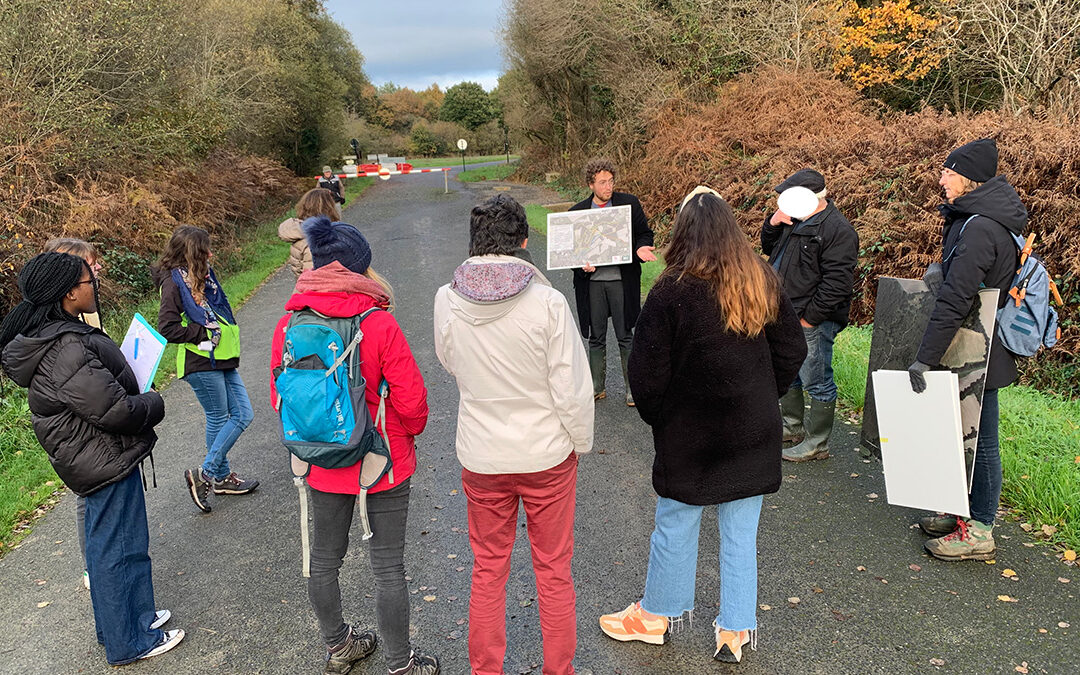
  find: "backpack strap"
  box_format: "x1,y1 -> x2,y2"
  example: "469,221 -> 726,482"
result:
294,476 -> 311,577
944,215 -> 979,263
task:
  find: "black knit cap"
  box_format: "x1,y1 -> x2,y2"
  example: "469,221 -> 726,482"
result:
774,168 -> 826,195
944,138 -> 998,182
0,252 -> 86,349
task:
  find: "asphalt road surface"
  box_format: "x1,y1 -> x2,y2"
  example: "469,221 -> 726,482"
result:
1,167 -> 1077,674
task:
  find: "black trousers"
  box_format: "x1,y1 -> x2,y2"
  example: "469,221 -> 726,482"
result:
588,280 -> 632,350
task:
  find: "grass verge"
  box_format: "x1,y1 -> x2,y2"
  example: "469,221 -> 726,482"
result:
0,177 -> 373,553
408,154 -> 519,169
459,164 -> 518,182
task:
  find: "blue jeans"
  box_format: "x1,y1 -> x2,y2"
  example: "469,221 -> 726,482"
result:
184,368 -> 253,480
641,494 -> 763,631
793,320 -> 843,402
968,388 -> 1001,526
84,469 -> 163,664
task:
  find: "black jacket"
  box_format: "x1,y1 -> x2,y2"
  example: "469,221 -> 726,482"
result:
628,274 -> 807,505
569,191 -> 654,337
761,201 -> 859,326
917,176 -> 1025,389
318,176 -> 346,205
153,267 -> 240,376
1,321 -> 164,496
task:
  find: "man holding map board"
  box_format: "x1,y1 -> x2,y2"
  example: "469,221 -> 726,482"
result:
563,158 -> 655,405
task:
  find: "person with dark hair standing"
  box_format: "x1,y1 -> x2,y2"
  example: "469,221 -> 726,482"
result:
319,166 -> 346,205
270,216 -> 440,675
760,169 -> 859,463
434,194 -> 593,675
154,225 -> 259,513
569,158 -> 655,405
909,138 -> 1025,561
600,188 -> 805,664
1,252 -> 183,665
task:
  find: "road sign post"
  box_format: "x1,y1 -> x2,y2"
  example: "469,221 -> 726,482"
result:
457,138 -> 468,172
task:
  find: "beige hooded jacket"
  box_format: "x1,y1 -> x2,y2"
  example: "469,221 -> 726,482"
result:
434,254 -> 593,474
278,217 -> 313,275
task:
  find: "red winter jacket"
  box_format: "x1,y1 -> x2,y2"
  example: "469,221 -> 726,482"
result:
270,262 -> 428,495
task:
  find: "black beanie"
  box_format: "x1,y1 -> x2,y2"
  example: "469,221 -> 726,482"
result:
0,252 -> 86,350
944,138 -> 998,183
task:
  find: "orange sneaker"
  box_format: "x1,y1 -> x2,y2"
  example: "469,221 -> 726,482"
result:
714,623 -> 753,663
599,602 -> 668,645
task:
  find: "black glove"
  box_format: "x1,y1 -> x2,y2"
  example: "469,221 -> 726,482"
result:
907,360 -> 931,394
922,262 -> 944,295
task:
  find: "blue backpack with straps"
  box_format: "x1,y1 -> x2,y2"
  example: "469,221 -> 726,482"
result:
947,215 -> 1062,358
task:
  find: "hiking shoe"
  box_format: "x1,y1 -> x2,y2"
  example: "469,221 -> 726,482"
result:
82,570 -> 90,590
713,623 -> 753,663
389,650 -> 441,675
919,514 -> 959,537
625,391 -> 635,407
138,629 -> 185,661
211,472 -> 259,495
184,469 -> 212,513
325,625 -> 377,674
925,518 -> 996,561
594,391 -> 607,401
599,602 -> 668,645
150,609 -> 171,630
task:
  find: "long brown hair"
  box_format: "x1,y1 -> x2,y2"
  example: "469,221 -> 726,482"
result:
158,225 -> 212,303
662,192 -> 780,337
296,188 -> 342,221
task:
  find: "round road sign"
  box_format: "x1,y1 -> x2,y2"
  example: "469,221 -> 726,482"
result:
456,138 -> 468,151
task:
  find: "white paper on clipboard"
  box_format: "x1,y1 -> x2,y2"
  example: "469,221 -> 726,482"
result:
872,369 -> 970,518
120,313 -> 168,393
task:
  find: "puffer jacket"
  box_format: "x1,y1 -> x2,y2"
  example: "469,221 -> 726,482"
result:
278,217 -> 313,275
270,262 -> 428,495
433,254 -> 593,474
1,320 -> 165,496
917,175 -> 1026,389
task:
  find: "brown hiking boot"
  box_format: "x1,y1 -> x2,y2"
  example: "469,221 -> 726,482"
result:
325,625 -> 377,674
925,518 -> 996,561
919,514 -> 959,537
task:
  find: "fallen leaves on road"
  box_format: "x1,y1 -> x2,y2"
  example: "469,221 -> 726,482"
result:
866,493 -> 878,499
447,554 -> 458,559
1020,523 -> 1033,532
423,595 -> 437,602
759,604 -> 771,611
856,565 -> 867,571
1002,569 -> 1018,579
1015,662 -> 1029,673
997,595 -> 1018,603
1058,577 -> 1071,584
1064,549 -> 1077,561
787,597 -> 800,605
929,658 -> 946,667
909,564 -> 922,572
1059,622 -> 1071,628
1041,524 -> 1057,537
850,473 -> 859,478
36,601 -> 49,608
875,576 -> 888,584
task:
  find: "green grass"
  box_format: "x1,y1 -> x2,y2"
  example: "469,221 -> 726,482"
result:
0,177 -> 374,552
832,323 -> 1080,552
407,154 -> 519,169
526,204 -> 550,236
458,164 -> 517,182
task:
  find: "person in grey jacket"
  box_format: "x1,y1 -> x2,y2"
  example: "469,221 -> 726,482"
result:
761,169 -> 859,462
1,252 -> 183,665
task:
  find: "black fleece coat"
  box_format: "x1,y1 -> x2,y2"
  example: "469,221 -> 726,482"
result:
628,274 -> 807,505
569,192 -> 654,337
761,201 -> 859,326
917,176 -> 1026,390
1,321 -> 165,496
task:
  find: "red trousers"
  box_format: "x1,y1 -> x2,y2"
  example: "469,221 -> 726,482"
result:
462,453 -> 578,675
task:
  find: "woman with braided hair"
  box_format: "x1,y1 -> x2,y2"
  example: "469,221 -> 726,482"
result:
1,252 -> 184,665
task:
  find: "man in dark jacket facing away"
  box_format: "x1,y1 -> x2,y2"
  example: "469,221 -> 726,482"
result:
570,158 -> 656,405
761,169 -> 859,462
908,138 -> 1025,562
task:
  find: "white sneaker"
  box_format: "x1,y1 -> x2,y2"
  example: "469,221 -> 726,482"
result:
150,609 -> 171,630
82,571 -> 90,590
138,629 -> 184,660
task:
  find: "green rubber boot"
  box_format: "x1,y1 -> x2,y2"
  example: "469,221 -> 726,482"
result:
589,347 -> 606,400
620,347 -> 634,407
782,399 -> 834,462
779,388 -> 805,442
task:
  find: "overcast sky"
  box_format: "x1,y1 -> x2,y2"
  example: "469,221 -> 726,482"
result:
324,1 -> 504,92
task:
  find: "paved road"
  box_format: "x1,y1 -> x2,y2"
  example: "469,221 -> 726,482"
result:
0,169 -> 1077,674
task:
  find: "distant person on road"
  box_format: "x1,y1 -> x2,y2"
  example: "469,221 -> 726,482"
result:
909,138 -> 1025,562
1,252 -> 183,665
600,188 -> 805,665
319,165 -> 346,205
278,188 -> 343,275
270,216 -> 440,675
760,169 -> 858,462
154,226 -> 259,513
569,158 -> 655,405
434,194 -> 593,675
42,237 -> 105,590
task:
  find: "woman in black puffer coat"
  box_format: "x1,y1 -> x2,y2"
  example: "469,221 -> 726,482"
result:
0,252 -> 183,666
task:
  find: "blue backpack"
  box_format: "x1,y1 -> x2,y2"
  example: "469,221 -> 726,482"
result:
997,232 -> 1062,357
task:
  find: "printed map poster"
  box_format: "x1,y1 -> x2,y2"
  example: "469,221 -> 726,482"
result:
546,205 -> 633,271
120,313 -> 168,393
